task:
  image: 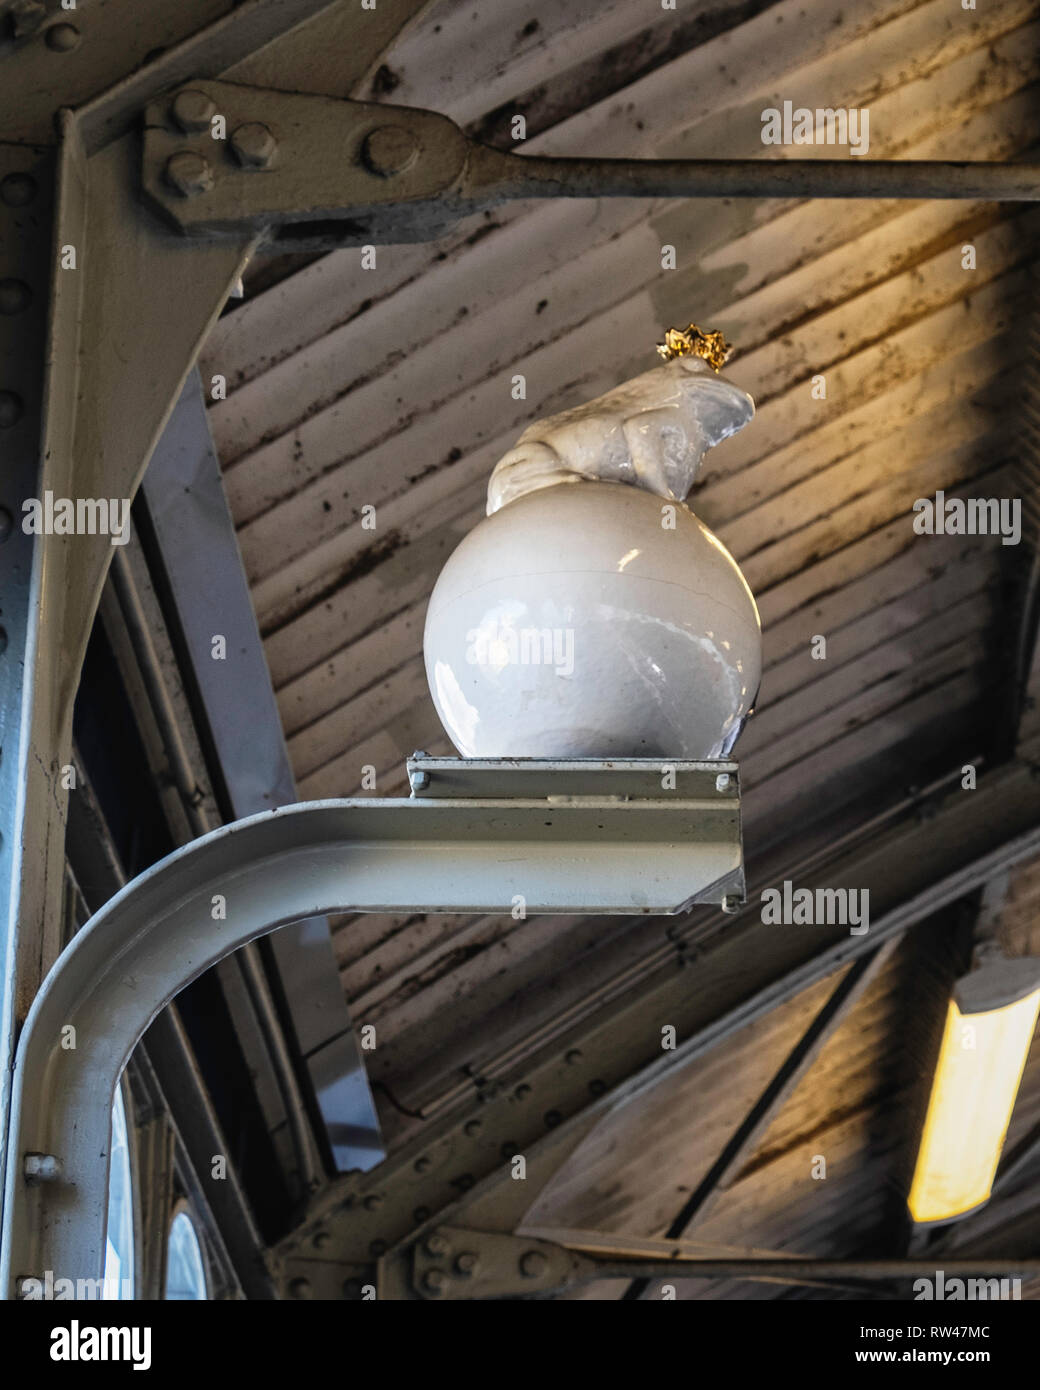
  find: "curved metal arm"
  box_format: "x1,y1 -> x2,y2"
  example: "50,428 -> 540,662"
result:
0,771 -> 742,1297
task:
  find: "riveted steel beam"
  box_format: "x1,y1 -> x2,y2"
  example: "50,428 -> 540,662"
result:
0,112 -> 251,1227
284,754 -> 1040,1300
0,760 -> 744,1298
404,1226 -> 1040,1299
1,0 -> 438,152
140,80 -> 1040,251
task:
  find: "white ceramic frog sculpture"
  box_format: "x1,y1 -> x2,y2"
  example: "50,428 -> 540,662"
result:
423,350 -> 762,760
487,355 -> 753,513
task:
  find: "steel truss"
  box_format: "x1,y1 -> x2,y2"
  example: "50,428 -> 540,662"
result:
0,757 -> 743,1297
3,0 -> 1040,1303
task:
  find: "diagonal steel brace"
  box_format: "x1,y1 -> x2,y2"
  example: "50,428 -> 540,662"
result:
141,80 -> 1040,251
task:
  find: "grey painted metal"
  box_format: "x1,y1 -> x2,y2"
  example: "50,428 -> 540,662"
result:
407,1225 -> 1040,1299
67,746 -> 276,1299
406,755 -> 741,802
0,0 -> 438,153
141,372 -> 384,1173
140,81 -> 1040,249
143,1010 -> 277,1300
0,103 -> 247,1251
110,432 -> 324,1197
0,767 -> 743,1296
289,755 -> 1040,1297
0,139 -> 55,1234
466,148 -> 1040,205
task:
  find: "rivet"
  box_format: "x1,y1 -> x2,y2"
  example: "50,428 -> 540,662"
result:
464,1119 -> 482,1138
514,1083 -> 531,1100
0,173 -> 37,207
44,22 -> 80,51
565,1049 -> 583,1065
171,89 -> 217,134
413,1155 -> 431,1174
362,125 -> 420,177
0,279 -> 32,315
423,1269 -> 448,1297
312,1230 -> 331,1251
0,391 -> 24,427
230,122 -> 277,169
165,151 -> 213,198
23,1153 -> 61,1181
362,1193 -> 383,1211
288,1276 -> 311,1300
454,1251 -> 480,1277
424,1233 -> 450,1258
519,1250 -> 548,1279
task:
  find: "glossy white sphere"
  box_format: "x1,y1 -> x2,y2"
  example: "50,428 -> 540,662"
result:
423,480 -> 761,759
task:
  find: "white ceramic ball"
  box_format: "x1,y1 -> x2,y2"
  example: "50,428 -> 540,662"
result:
423,480 -> 761,759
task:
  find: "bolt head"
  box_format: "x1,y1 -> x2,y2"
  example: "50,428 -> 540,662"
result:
1,172 -> 37,207
721,894 -> 742,915
362,125 -> 420,177
424,1233 -> 450,1258
288,1277 -> 312,1300
422,1268 -> 448,1297
172,89 -> 217,134
715,772 -> 732,793
454,1251 -> 480,1277
23,1153 -> 61,1181
0,392 -> 24,429
44,21 -> 79,50
409,768 -> 430,793
519,1250 -> 549,1279
165,151 -> 213,198
0,278 -> 31,315
231,122 -> 277,169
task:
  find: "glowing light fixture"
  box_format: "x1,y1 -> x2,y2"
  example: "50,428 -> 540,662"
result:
908,957 -> 1040,1225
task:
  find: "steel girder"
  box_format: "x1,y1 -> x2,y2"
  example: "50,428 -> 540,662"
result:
0,760 -> 744,1298
403,1226 -> 1040,1300
0,0 -> 437,1242
268,753 -> 1040,1300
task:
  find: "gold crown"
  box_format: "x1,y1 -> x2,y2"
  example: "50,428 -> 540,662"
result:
656,323 -> 732,372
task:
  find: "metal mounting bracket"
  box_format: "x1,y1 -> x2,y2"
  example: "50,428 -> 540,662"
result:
141,80 -> 1040,251
0,757 -> 743,1298
404,1224 -> 1040,1300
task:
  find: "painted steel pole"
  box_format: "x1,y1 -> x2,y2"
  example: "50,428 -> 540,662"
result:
0,769 -> 743,1297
